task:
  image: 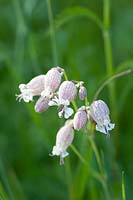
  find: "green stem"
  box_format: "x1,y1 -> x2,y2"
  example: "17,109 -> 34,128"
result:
46,0 -> 58,65
93,68 -> 133,101
88,136 -> 103,172
70,145 -> 102,183
103,0 -> 116,112
88,136 -> 111,200
122,171 -> 126,200
103,30 -> 113,75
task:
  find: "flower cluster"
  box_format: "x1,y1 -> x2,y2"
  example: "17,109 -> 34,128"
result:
16,67 -> 115,164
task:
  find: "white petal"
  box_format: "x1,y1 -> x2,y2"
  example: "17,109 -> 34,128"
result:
61,150 -> 69,158
41,88 -> 51,97
64,107 -> 74,119
59,98 -> 70,106
108,123 -> 115,130
48,100 -> 57,106
96,124 -> 106,134
19,84 -> 27,92
58,110 -> 64,118
52,146 -> 60,156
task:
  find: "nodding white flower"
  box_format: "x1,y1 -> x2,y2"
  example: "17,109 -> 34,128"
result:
16,75 -> 45,102
41,67 -> 63,97
48,96 -> 74,119
79,86 -> 87,100
89,100 -> 115,137
73,108 -> 88,131
58,81 -> 77,102
51,121 -> 74,165
35,96 -> 49,113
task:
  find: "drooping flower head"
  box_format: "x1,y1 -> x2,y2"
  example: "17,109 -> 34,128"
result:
16,75 -> 45,102
73,108 -> 88,131
41,67 -> 64,97
35,96 -> 49,113
89,100 -> 115,137
51,121 -> 74,165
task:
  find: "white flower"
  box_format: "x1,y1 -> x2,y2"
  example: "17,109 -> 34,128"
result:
58,81 -> 77,102
34,96 -> 49,113
89,100 -> 115,137
51,122 -> 74,165
16,84 -> 33,102
73,109 -> 87,131
43,67 -> 63,96
49,96 -> 74,119
16,75 -> 45,102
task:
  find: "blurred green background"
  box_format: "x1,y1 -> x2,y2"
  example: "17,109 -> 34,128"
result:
0,0 -> 133,199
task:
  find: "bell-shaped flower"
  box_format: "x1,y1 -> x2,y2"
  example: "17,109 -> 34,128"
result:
59,81 -> 77,102
49,81 -> 77,118
34,96 -> 49,113
89,100 -> 115,137
16,75 -> 45,102
73,108 -> 88,131
41,67 -> 64,97
51,121 -> 74,165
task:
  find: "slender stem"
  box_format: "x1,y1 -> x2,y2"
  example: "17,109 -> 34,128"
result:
103,30 -> 113,75
88,136 -> 111,200
70,144 -> 102,183
122,171 -> 126,200
101,181 -> 111,200
46,0 -> 58,65
63,70 -> 69,80
93,68 -> 133,100
103,0 -> 116,115
88,136 -> 103,172
103,0 -> 110,29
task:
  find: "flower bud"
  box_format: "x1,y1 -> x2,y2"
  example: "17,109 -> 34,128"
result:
79,86 -> 87,100
34,96 -> 49,113
16,75 -> 45,102
44,67 -> 63,93
73,109 -> 87,131
89,100 -> 115,136
51,122 -> 74,165
59,81 -> 77,102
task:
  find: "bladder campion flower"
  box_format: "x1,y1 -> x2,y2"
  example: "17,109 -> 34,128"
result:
41,67 -> 64,97
73,108 -> 88,131
35,96 -> 49,113
16,75 -> 45,102
79,86 -> 87,100
49,81 -> 77,118
16,67 -> 115,165
89,100 -> 115,137
51,121 -> 74,165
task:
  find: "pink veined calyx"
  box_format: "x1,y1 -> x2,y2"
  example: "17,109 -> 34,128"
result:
49,81 -> 77,119
51,120 -> 74,165
16,75 -> 45,102
89,100 -> 115,137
